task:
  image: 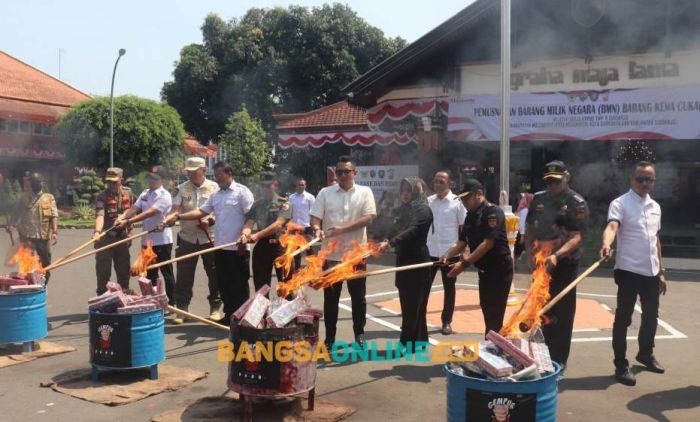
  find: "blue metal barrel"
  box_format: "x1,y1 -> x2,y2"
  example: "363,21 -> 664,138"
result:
0,290 -> 47,345
445,363 -> 561,422
89,309 -> 164,373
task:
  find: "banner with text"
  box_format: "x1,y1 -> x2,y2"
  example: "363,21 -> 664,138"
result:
448,85 -> 700,141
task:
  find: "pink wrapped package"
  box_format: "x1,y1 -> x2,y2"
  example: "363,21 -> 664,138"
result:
106,281 -> 122,292
266,296 -> 305,328
486,330 -> 535,367
88,291 -> 127,313
233,296 -> 254,321
303,307 -> 323,318
88,291 -> 112,304
295,313 -> 315,325
240,294 -> 270,328
138,277 -> 155,296
156,278 -> 165,295
116,303 -> 158,314
150,293 -> 169,309
0,276 -> 28,292
9,285 -> 44,293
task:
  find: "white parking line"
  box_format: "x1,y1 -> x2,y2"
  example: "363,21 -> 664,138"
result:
338,303 -> 441,346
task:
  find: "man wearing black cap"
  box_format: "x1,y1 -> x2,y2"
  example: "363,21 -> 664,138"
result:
115,166 -> 175,305
240,172 -> 293,293
441,178 -> 513,335
525,160 -> 588,373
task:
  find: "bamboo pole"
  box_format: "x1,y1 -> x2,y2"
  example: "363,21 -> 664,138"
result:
146,240 -> 241,271
288,237 -> 321,258
167,305 -> 229,331
345,261 -> 437,281
52,226 -> 116,266
42,230 -> 151,272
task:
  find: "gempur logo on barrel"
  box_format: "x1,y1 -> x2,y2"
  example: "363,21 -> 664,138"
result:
217,340 -> 480,363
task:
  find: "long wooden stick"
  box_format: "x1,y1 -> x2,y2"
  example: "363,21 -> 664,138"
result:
288,237 -> 321,258
146,240 -> 240,271
345,261 -> 437,281
538,256 -> 607,316
52,227 -> 116,266
167,305 -> 229,331
42,230 -> 151,272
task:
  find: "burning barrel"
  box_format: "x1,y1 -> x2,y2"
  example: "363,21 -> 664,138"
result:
0,288 -> 47,351
228,320 -> 319,399
88,309 -> 165,380
445,362 -> 561,422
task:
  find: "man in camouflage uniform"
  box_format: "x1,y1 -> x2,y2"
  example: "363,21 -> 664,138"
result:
170,157 -> 221,323
9,172 -> 58,283
240,172 -> 293,293
93,167 -> 135,294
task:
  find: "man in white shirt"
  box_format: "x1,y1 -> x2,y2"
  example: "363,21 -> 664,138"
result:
601,161 -> 667,386
170,157 -> 221,323
426,170 -> 466,335
289,178 -> 316,269
115,166 -> 174,304
310,156 -> 377,349
164,162 -> 254,325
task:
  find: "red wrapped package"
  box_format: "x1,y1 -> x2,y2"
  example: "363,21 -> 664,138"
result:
116,303 -> 158,314
138,277 -> 155,296
233,296 -> 254,321
88,291 -> 128,313
106,281 -> 122,292
156,277 -> 165,295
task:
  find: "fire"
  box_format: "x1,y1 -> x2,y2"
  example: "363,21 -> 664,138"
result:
129,241 -> 157,277
309,241 -> 382,290
7,244 -> 42,275
274,224 -> 310,278
276,241 -> 335,298
499,242 -> 553,337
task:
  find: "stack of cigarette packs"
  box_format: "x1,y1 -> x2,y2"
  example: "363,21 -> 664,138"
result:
232,285 -> 320,330
87,278 -> 168,314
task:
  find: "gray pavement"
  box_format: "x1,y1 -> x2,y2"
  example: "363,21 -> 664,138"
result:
1,228 -> 699,421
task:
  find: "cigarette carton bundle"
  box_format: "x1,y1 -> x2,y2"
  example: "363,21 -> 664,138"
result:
0,271 -> 45,294
232,286 -> 320,330
87,278 -> 169,314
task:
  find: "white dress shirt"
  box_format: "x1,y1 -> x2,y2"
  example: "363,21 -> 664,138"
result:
310,183 -> 377,261
607,189 -> 662,277
426,191 -> 467,257
289,191 -> 315,227
200,182 -> 254,251
135,186 -> 173,246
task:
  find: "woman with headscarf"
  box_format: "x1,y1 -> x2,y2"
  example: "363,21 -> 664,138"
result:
380,177 -> 433,348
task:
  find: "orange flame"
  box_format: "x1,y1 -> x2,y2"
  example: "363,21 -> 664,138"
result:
7,244 -> 42,275
276,241 -> 336,297
309,241 -> 382,290
499,242 -> 553,337
129,241 -> 158,277
274,226 -> 310,278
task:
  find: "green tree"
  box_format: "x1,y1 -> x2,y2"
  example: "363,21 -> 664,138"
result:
58,96 -> 186,175
162,4 -> 406,143
218,107 -> 270,180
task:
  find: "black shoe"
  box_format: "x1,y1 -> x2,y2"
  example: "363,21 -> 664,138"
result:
636,354 -> 665,374
441,323 -> 453,335
324,338 -> 335,350
354,334 -> 365,349
615,366 -> 636,386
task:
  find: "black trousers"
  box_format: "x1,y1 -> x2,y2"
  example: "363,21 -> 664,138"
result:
252,240 -> 287,293
613,269 -> 660,368
430,256 -> 456,324
323,260 -> 366,342
145,244 -> 175,306
477,256 -> 514,336
397,266 -> 432,345
95,236 -> 131,294
542,259 -> 579,366
174,236 -> 220,308
215,249 -> 251,319
21,237 -> 51,283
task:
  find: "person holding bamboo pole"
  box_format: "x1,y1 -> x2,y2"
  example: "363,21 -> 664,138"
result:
379,177 -> 433,348
114,166 -> 175,306
93,167 -> 135,294
444,179 -> 513,336
310,155 -> 376,350
163,162 -> 254,326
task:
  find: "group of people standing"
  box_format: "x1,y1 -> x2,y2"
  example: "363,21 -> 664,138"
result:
5,155 -> 667,387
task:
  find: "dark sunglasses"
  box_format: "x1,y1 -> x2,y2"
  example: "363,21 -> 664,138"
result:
635,176 -> 655,184
335,169 -> 353,175
545,179 -> 563,185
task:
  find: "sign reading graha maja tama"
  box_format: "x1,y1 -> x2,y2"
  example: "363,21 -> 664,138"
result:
511,59 -> 680,91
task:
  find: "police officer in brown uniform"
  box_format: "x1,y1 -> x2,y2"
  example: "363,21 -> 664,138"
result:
93,167 -> 135,294
9,172 -> 58,282
525,160 -> 588,373
241,172 -> 293,292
